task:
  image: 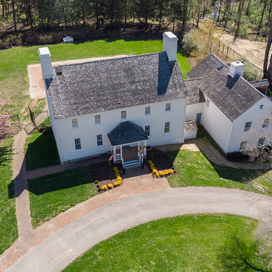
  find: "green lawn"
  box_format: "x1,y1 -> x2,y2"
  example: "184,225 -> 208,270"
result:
167,149 -> 272,195
63,214 -> 259,272
0,39 -> 191,119
0,138 -> 18,254
28,167 -> 97,228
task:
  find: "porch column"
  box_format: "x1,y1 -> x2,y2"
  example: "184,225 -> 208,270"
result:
120,145 -> 123,162
144,140 -> 147,156
113,146 -> 116,163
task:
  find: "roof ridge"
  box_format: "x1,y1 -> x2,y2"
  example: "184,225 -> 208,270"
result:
185,77 -> 203,81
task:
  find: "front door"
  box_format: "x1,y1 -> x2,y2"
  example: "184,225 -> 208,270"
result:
115,146 -> 121,162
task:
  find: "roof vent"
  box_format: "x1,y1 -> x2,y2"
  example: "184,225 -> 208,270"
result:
229,61 -> 244,78
56,66 -> 62,75
217,63 -> 223,70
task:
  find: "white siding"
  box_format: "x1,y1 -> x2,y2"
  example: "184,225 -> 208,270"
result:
54,99 -> 187,163
228,97 -> 272,152
185,103 -> 204,122
184,130 -> 197,140
201,95 -> 233,153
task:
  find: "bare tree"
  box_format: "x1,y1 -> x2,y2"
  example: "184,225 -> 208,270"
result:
263,20 -> 272,90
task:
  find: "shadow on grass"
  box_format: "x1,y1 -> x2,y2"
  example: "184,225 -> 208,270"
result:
28,167 -> 92,196
0,144 -> 13,166
218,235 -> 268,272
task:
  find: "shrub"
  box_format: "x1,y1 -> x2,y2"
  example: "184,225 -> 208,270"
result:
0,39 -> 9,49
232,56 -> 259,81
155,172 -> 160,178
172,166 -> 175,169
108,161 -> 112,167
108,183 -> 113,188
169,169 -> 174,174
174,170 -> 176,173
39,34 -> 54,44
95,180 -> 98,184
150,153 -> 154,160
114,181 -> 118,186
97,183 -> 100,187
182,30 -> 198,53
152,169 -> 157,173
159,171 -> 164,177
98,187 -> 102,192
102,185 -> 107,190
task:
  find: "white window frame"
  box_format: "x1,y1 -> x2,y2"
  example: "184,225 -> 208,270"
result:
97,134 -> 103,147
239,141 -> 247,150
74,138 -> 82,151
244,122 -> 252,132
206,99 -> 210,107
262,119 -> 270,129
165,102 -> 171,112
145,125 -> 150,137
164,122 -> 170,134
145,106 -> 151,115
121,110 -> 127,120
259,104 -> 264,110
94,115 -> 101,124
258,137 -> 265,146
71,118 -> 79,128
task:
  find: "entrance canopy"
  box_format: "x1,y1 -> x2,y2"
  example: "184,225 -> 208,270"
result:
108,121 -> 149,146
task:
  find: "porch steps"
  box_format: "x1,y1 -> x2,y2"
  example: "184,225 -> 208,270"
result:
123,158 -> 141,169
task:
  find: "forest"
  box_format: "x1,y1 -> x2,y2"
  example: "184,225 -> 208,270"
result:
0,0 -> 272,49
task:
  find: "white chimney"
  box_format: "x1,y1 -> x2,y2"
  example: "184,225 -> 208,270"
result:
38,47 -> 53,79
229,61 -> 244,78
163,32 -> 178,62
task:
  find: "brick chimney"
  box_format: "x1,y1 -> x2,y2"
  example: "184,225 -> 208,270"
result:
229,61 -> 244,78
38,47 -> 53,79
163,32 -> 178,62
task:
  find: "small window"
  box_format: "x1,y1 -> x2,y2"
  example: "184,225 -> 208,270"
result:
239,141 -> 247,150
165,103 -> 171,112
262,119 -> 270,128
95,115 -> 101,124
244,122 -> 252,132
145,106 -> 151,115
259,105 -> 264,110
74,138 -> 81,150
72,118 -> 78,128
206,99 -> 210,107
121,110 -> 127,120
145,125 -> 150,137
97,134 -> 103,146
258,137 -> 265,146
164,122 -> 170,134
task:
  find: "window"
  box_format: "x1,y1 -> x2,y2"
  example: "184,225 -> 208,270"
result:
164,122 -> 170,134
239,141 -> 247,150
145,125 -> 150,137
165,103 -> 171,112
259,105 -> 264,110
121,110 -> 127,119
206,99 -> 210,107
97,134 -> 103,146
145,106 -> 151,115
244,122 -> 252,132
74,138 -> 81,150
262,119 -> 270,128
71,118 -> 78,128
95,115 -> 101,124
258,137 -> 265,146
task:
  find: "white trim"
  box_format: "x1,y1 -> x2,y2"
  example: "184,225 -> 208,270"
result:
164,121 -> 170,134
121,110 -> 127,120
94,114 -> 101,125
96,134 -> 104,147
74,138 -> 82,151
145,105 -> 151,115
165,102 -> 171,112
71,118 -> 79,128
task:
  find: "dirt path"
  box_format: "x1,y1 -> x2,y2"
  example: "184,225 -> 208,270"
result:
219,33 -> 266,70
158,138 -> 271,170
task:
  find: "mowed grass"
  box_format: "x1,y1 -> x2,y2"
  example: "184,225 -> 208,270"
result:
63,214 -> 258,272
0,39 -> 191,118
0,138 -> 18,254
28,167 -> 97,228
167,149 -> 272,195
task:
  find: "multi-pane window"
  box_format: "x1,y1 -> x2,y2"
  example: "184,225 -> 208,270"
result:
165,103 -> 171,112
72,118 -> 78,128
145,125 -> 150,137
95,115 -> 101,124
244,122 -> 252,132
164,122 -> 170,133
145,106 -> 151,115
239,141 -> 247,150
259,105 -> 264,110
258,137 -> 265,146
206,99 -> 210,107
97,134 -> 103,146
121,110 -> 127,119
262,119 -> 270,128
74,138 -> 81,150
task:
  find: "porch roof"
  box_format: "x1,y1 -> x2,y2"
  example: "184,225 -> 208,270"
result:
108,121 -> 148,146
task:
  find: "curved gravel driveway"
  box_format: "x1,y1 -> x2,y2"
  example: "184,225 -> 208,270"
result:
6,187 -> 272,272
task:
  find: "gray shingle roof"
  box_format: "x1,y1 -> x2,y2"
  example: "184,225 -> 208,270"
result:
47,52 -> 188,119
200,65 -> 264,121
185,78 -> 204,105
186,54 -> 225,79
185,120 -> 198,132
108,121 -> 148,146
250,79 -> 269,88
